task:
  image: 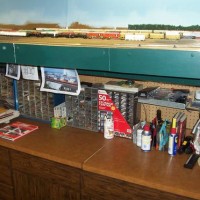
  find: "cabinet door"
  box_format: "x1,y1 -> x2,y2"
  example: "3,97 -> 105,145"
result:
0,147 -> 12,185
11,150 -> 81,200
82,172 -> 195,200
0,182 -> 14,200
0,146 -> 14,200
13,170 -> 80,200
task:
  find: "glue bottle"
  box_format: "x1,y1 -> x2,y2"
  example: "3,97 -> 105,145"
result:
168,118 -> 178,156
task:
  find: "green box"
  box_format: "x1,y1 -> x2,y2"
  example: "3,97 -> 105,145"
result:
51,117 -> 66,129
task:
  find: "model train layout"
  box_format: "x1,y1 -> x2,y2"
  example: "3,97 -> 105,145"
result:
0,28 -> 200,50
0,28 -> 199,41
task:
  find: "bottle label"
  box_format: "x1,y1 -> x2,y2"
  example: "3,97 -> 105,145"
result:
168,134 -> 178,155
141,135 -> 151,151
136,129 -> 143,147
104,115 -> 114,139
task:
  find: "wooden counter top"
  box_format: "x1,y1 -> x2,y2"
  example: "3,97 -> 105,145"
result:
83,136 -> 200,200
0,118 -> 110,169
0,118 -> 199,199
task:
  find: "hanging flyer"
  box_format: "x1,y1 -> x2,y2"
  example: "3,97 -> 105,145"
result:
40,67 -> 81,95
5,64 -> 20,80
21,65 -> 39,80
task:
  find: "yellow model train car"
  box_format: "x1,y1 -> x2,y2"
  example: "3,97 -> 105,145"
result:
149,33 -> 165,39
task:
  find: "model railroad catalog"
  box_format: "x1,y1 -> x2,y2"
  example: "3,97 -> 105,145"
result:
0,121 -> 38,141
98,90 -> 132,139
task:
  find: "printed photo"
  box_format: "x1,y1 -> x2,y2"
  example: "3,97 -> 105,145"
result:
6,64 -> 20,80
40,67 -> 80,95
21,65 -> 39,80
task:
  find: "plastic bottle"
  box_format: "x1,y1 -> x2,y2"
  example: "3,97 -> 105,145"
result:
168,118 -> 178,156
104,114 -> 114,139
136,129 -> 143,147
141,125 -> 152,152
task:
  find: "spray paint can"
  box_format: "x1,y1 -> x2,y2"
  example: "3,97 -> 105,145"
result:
141,125 -> 152,152
168,118 -> 178,156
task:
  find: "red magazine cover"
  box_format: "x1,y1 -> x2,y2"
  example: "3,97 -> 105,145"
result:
0,121 -> 38,141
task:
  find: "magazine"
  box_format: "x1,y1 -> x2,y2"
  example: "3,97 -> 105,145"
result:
0,121 -> 38,141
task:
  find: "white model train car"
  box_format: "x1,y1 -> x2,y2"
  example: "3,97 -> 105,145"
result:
0,30 -> 27,37
125,34 -> 145,41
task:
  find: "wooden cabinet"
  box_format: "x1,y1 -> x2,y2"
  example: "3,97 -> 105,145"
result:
0,146 -> 14,200
10,150 -> 81,200
82,171 -> 195,200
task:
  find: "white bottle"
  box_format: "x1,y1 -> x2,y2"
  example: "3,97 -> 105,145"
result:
104,114 -> 114,139
141,125 -> 152,151
136,129 -> 143,147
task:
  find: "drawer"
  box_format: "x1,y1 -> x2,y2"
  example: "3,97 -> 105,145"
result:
11,150 -> 81,191
0,182 -> 14,200
0,146 -> 10,166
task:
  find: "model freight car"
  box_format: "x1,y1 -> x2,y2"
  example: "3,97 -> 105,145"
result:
0,30 -> 27,37
125,34 -> 145,41
149,33 -> 165,39
165,31 -> 181,40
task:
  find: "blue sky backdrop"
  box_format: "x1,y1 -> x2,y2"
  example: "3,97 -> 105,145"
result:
0,0 -> 199,28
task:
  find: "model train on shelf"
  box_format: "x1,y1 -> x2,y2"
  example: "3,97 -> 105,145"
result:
0,28 -> 199,41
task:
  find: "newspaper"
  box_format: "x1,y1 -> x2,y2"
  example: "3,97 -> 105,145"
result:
40,67 -> 81,95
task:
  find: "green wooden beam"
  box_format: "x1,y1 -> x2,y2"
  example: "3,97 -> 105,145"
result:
110,48 -> 200,79
0,43 -> 15,63
1,42 -> 200,86
15,44 -> 109,70
78,70 -> 200,87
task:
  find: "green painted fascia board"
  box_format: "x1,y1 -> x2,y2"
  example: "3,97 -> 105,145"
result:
110,48 -> 200,79
14,44 -> 200,79
15,44 -> 109,70
78,69 -> 200,86
1,42 -> 200,85
0,43 -> 15,63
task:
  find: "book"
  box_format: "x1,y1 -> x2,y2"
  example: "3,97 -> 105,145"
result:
173,112 -> 184,127
0,109 -> 20,124
0,121 -> 38,141
177,113 -> 187,148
